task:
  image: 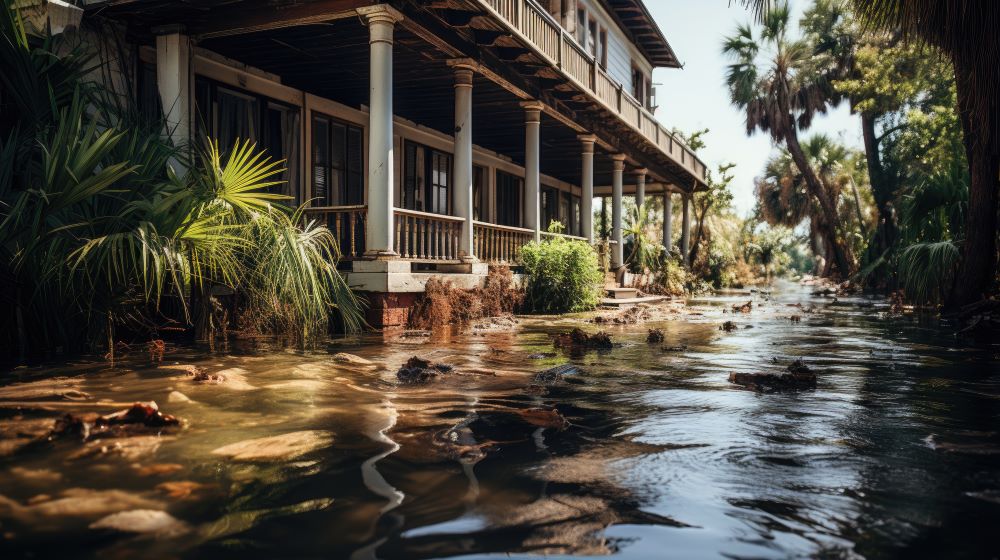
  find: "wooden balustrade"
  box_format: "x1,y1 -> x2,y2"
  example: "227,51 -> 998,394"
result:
394,208 -> 463,262
521,0 -> 560,61
304,205 -> 367,260
473,221 -> 535,264
473,0 -> 707,185
562,36 -> 593,88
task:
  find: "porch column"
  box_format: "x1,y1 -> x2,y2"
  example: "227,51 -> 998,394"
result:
452,62 -> 476,261
681,193 -> 692,266
579,134 -> 596,242
522,101 -> 543,241
154,27 -> 191,170
360,5 -> 402,258
635,168 -> 647,209
662,192 -> 673,250
611,154 -> 626,269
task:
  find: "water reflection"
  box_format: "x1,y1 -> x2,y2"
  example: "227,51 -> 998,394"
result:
1,283 -> 998,559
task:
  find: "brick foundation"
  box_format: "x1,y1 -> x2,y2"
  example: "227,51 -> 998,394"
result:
363,292 -> 419,329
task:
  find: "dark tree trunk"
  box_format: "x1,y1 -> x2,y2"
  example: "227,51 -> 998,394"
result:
861,112 -> 899,284
949,60 -> 999,308
784,129 -> 854,277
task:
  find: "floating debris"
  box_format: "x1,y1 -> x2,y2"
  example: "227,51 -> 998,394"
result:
646,329 -> 665,343
720,321 -> 738,332
532,363 -> 581,384
732,301 -> 753,313
55,401 -> 180,441
728,359 -> 817,392
662,344 -> 688,352
396,356 -> 454,383
553,329 -> 614,351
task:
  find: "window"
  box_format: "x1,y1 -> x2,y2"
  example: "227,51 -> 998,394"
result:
473,165 -> 487,221
587,18 -> 598,58
403,141 -> 452,214
311,113 -> 364,207
542,185 -> 560,231
598,30 -> 608,68
571,195 -> 582,236
495,170 -> 522,227
560,191 -> 571,233
195,77 -> 301,202
632,67 -> 648,107
576,9 -> 587,45
136,60 -> 161,123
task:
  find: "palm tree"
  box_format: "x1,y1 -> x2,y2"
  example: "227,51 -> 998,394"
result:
851,1 -> 999,308
723,3 -> 855,277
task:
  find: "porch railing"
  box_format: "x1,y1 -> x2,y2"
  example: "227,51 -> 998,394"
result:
477,0 -> 707,184
304,205 -> 367,260
473,221 -> 535,264
395,208 -> 464,262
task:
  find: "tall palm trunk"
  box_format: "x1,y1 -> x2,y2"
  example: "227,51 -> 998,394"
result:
784,128 -> 853,276
949,58 -> 999,308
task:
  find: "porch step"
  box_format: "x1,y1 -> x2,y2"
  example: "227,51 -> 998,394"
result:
600,295 -> 669,308
606,287 -> 639,300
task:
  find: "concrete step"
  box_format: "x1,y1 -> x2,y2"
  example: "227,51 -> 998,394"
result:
606,287 -> 639,299
600,295 -> 669,307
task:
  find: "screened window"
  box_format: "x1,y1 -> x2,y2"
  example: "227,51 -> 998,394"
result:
311,113 -> 363,206
496,170 -> 522,227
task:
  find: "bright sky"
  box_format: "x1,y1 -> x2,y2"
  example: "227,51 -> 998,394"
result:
647,0 -> 863,216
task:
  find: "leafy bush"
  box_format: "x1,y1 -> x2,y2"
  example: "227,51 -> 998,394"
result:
520,235 -> 603,313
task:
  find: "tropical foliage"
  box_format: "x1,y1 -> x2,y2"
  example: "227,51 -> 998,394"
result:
0,7 -> 361,363
520,223 -> 603,313
722,3 -> 855,276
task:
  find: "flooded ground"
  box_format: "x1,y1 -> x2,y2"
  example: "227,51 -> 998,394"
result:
1,283 -> 999,559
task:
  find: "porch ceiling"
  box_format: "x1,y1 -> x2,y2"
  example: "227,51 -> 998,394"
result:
199,19 -> 636,187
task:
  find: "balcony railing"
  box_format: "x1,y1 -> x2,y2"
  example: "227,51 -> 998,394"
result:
304,205 -> 367,260
478,0 -> 707,183
395,208 -> 464,262
473,221 -> 534,264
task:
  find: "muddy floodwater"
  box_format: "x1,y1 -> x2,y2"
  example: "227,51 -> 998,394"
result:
1,284 -> 999,559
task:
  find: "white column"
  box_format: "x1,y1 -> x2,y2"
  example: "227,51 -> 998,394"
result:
154,28 -> 191,170
452,63 -> 476,261
611,154 -> 626,269
662,192 -> 673,250
635,168 -> 647,209
360,6 -> 402,258
681,193 -> 692,266
579,134 -> 596,242
522,101 -> 543,241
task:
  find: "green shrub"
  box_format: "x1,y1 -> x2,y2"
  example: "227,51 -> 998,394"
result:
520,235 -> 603,313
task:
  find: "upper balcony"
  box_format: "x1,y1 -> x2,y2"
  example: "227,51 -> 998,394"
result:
467,0 -> 707,188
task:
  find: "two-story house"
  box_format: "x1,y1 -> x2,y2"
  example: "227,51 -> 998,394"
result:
71,0 -> 706,326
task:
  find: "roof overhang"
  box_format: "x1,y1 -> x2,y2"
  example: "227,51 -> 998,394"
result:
600,0 -> 680,69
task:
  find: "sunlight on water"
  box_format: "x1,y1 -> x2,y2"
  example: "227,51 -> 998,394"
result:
1,283 -> 998,559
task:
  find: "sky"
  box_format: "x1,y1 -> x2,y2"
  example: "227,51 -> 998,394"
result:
646,0 -> 863,215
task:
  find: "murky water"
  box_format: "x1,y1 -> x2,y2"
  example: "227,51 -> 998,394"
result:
1,283 -> 999,559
